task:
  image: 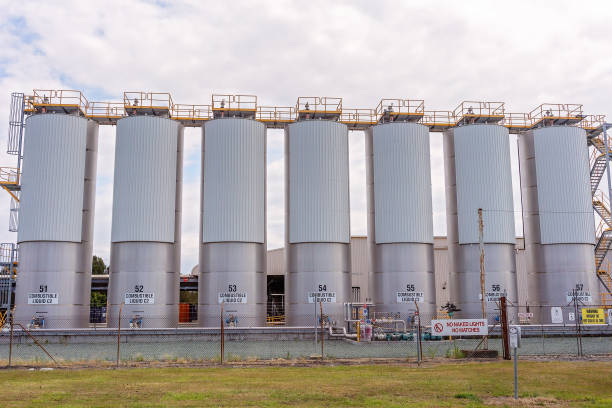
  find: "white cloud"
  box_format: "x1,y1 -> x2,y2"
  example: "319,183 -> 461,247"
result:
1,0 -> 611,272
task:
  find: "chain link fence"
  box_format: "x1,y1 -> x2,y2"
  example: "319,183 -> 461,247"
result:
1,301 -> 611,367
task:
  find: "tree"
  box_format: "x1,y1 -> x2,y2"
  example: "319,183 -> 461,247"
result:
91,291 -> 107,307
92,255 -> 107,275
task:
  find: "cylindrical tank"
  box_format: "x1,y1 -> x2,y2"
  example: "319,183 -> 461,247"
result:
366,122 -> 436,319
443,124 -> 518,320
285,120 -> 351,326
198,118 -> 266,327
14,114 -> 98,328
518,126 -> 598,323
108,116 -> 183,328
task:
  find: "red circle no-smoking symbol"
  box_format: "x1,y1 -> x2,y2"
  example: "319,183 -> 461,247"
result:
434,323 -> 443,333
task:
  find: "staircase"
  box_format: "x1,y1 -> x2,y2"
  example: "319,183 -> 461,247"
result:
595,229 -> 612,270
593,197 -> 612,228
591,153 -> 607,194
590,129 -> 612,307
599,269 -> 612,307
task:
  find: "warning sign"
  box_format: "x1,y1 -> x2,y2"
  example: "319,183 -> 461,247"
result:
397,291 -> 424,303
308,292 -> 336,303
581,308 -> 605,325
430,319 -> 488,336
28,293 -> 58,305
125,292 -> 155,305
218,292 -> 247,304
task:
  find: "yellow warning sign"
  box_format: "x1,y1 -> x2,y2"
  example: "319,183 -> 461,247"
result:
581,308 -> 605,325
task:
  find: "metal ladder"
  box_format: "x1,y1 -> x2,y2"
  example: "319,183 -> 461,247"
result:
4,93 -> 25,232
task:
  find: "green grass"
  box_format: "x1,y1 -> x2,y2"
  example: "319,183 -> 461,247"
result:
1,361 -> 611,407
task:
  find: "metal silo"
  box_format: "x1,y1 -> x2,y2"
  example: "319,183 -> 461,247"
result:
519,125 -> 598,323
108,116 -> 183,328
444,124 -> 518,319
366,122 -> 436,319
198,118 -> 266,327
285,120 -> 351,326
14,114 -> 98,328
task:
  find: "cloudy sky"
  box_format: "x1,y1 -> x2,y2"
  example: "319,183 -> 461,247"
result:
1,0 -> 611,274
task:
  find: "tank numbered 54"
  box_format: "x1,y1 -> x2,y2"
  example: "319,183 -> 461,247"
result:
308,284 -> 337,303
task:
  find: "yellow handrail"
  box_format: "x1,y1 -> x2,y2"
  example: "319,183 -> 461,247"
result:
0,167 -> 19,185
171,104 -> 213,120
340,108 -> 377,125
453,101 -> 505,120
256,106 -> 296,122
421,110 -> 455,126
32,89 -> 88,112
86,101 -> 125,118
296,97 -> 342,113
374,99 -> 424,119
501,112 -> 532,128
581,114 -> 605,130
529,103 -> 583,121
124,92 -> 173,110
211,94 -> 257,111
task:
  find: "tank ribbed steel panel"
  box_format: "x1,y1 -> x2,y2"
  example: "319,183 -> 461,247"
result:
288,121 -> 350,243
108,117 -> 183,328
285,121 -> 351,326
533,127 -> 594,244
444,125 -> 518,320
199,118 -> 266,327
518,126 -> 598,323
366,123 -> 435,318
111,116 -> 179,243
14,116 -> 98,328
18,115 -> 87,242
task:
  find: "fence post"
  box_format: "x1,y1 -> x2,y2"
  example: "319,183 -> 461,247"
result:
320,301 -> 324,358
500,296 -> 510,360
8,314 -> 14,367
116,302 -> 123,369
220,301 -> 224,365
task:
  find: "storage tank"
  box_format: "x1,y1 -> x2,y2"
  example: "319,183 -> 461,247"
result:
108,116 -> 183,328
366,122 -> 436,319
518,126 -> 598,323
14,114 -> 98,328
285,120 -> 351,326
198,118 -> 266,327
443,124 -> 518,320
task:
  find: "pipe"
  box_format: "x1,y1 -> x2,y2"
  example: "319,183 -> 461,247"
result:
328,325 -> 358,339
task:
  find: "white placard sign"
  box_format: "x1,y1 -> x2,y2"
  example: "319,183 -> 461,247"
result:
308,292 -> 336,303
397,291 -> 424,303
125,292 -> 155,305
566,291 -> 592,303
28,293 -> 58,305
430,319 -> 488,336
551,307 -> 563,323
218,292 -> 247,304
485,290 -> 506,302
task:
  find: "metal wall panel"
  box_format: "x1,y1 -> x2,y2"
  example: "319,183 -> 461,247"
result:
287,121 -> 350,244
202,119 -> 265,243
107,242 -> 179,328
453,125 -> 515,244
533,126 -> 594,244
13,242 -> 89,328
111,117 -> 180,243
371,123 -> 433,244
18,114 -> 87,243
